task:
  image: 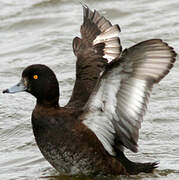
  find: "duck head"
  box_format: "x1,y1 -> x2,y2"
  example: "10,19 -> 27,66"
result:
3,64 -> 59,107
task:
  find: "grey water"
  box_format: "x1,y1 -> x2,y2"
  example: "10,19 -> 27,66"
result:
0,0 -> 179,179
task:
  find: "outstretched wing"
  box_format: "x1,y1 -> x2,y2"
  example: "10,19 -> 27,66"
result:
80,39 -> 176,156
66,5 -> 122,108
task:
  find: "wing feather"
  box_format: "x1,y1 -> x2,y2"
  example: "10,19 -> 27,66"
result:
81,39 -> 176,155
66,5 -> 121,108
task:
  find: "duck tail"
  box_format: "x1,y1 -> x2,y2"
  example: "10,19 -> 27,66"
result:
116,149 -> 158,175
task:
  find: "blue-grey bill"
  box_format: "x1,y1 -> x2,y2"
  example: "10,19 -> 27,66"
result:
3,79 -> 27,94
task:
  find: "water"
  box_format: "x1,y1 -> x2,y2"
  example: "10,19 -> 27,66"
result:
0,0 -> 179,179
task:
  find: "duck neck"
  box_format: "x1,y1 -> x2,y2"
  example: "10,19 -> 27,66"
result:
36,97 -> 59,108
35,82 -> 60,108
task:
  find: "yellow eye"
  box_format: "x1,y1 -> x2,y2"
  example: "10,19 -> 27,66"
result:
33,75 -> 38,80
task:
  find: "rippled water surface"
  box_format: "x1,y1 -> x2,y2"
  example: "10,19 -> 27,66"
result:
0,0 -> 179,179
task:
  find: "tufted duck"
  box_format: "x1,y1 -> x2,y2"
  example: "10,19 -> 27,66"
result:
3,5 -> 177,178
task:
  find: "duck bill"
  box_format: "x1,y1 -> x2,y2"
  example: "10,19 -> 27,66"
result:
3,79 -> 27,94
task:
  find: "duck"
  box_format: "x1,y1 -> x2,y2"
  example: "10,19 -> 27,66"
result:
3,4 -> 177,178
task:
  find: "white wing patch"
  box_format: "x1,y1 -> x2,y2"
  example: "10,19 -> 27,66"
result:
82,5 -> 122,63
93,25 -> 121,63
93,25 -> 120,45
81,39 -> 176,155
83,111 -> 116,155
